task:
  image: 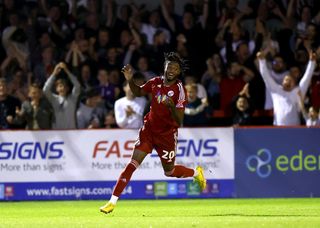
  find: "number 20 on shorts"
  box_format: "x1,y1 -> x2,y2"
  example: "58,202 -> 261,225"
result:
162,150 -> 176,162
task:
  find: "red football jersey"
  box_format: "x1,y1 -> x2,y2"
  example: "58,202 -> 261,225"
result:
141,76 -> 187,133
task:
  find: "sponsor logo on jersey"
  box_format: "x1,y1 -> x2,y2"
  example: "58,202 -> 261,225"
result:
167,90 -> 174,97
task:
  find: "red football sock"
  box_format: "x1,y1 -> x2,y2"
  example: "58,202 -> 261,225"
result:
112,160 -> 139,197
169,165 -> 195,178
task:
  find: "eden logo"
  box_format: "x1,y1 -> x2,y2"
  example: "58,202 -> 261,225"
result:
246,149 -> 320,178
246,148 -> 272,178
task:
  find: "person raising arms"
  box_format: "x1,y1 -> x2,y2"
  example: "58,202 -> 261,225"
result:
257,50 -> 317,125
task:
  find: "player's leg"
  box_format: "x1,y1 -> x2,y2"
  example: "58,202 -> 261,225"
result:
161,160 -> 194,178
100,149 -> 147,214
100,126 -> 153,214
112,149 -> 147,197
161,160 -> 206,191
156,130 -> 206,191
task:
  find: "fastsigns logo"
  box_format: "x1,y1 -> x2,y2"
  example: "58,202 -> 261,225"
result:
0,142 -> 64,160
246,148 -> 272,178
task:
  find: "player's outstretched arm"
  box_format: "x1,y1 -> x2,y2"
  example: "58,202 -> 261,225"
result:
256,51 -> 280,92
121,64 -> 146,97
299,51 -> 317,96
43,62 -> 63,98
60,62 -> 81,97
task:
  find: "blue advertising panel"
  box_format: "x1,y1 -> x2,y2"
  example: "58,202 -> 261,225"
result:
235,128 -> 320,198
0,180 -> 233,201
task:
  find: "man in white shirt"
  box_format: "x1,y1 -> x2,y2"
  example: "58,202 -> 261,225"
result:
114,79 -> 147,129
264,55 -> 290,109
257,51 -> 317,126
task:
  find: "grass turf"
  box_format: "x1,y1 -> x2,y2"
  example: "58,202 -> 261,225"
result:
0,198 -> 320,228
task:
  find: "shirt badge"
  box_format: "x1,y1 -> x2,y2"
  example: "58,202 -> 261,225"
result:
167,90 -> 174,97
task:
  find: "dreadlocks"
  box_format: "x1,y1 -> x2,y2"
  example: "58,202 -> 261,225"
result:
164,52 -> 188,74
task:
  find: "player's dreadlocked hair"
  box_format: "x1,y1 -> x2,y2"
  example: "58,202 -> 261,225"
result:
164,52 -> 188,74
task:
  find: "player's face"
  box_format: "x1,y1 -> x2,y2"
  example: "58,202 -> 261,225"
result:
56,83 -> 68,96
98,70 -> 108,84
28,87 -> 41,100
236,97 -> 249,112
308,107 -> 318,119
282,75 -> 295,91
90,95 -> 102,107
164,61 -> 181,82
272,57 -> 285,73
186,88 -> 197,102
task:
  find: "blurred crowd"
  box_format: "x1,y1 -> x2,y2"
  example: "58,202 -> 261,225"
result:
0,0 -> 320,130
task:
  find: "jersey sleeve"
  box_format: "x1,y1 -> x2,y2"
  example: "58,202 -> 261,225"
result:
176,82 -> 187,109
141,77 -> 157,93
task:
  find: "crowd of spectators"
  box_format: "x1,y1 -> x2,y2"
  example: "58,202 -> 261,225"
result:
0,0 -> 320,130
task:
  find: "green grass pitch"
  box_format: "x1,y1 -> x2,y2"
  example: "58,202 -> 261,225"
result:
1,198 -> 320,227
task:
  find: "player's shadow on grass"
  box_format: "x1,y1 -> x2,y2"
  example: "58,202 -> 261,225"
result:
207,214 -> 319,217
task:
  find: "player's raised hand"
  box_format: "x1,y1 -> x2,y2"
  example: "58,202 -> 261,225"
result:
59,62 -> 72,75
121,64 -> 134,81
52,63 -> 62,76
256,51 -> 266,60
59,62 -> 68,70
309,51 -> 317,61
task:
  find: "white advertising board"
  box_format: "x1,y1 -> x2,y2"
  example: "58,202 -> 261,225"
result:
0,128 -> 234,182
